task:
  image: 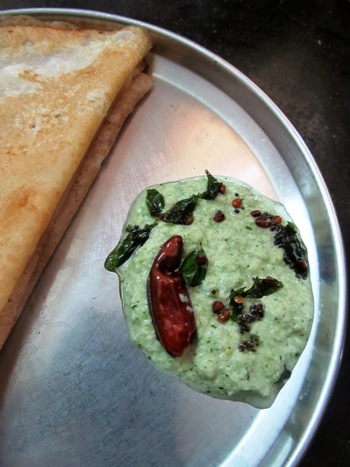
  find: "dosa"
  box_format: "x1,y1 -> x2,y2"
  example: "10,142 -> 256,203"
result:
0,16 -> 153,349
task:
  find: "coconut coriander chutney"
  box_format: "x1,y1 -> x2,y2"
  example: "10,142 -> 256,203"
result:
105,173 -> 314,408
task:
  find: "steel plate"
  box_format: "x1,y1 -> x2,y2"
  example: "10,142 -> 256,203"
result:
0,8 -> 347,467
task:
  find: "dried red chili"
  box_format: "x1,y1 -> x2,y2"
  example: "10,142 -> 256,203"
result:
148,235 -> 197,357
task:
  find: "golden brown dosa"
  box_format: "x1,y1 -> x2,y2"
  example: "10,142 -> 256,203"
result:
0,17 -> 153,349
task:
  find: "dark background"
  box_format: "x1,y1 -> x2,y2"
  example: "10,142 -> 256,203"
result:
1,1 -> 349,465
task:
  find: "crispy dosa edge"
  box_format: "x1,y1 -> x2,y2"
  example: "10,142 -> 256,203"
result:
0,71 -> 153,350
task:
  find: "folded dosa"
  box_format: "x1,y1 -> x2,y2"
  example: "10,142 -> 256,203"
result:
0,17 -> 153,349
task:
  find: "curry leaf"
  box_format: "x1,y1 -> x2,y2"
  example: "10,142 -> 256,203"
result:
201,170 -> 223,200
273,222 -> 309,279
242,276 -> 284,298
146,189 -> 165,217
160,195 -> 199,225
229,276 -> 283,309
104,224 -> 155,271
181,248 -> 208,287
